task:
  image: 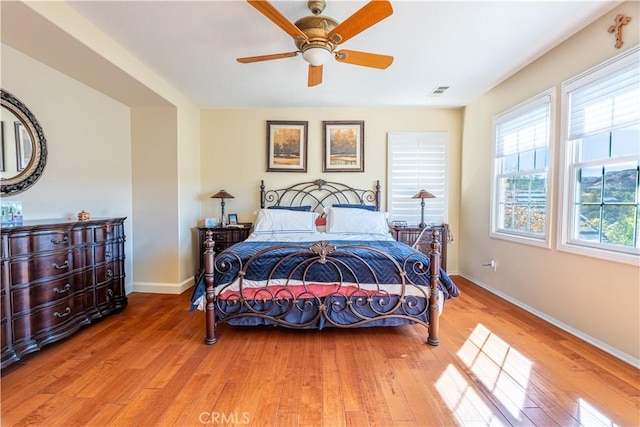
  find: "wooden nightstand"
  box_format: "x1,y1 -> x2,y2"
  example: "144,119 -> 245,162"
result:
196,223 -> 252,275
392,224 -> 449,271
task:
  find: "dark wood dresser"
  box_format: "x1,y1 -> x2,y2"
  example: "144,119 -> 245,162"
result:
1,217 -> 127,368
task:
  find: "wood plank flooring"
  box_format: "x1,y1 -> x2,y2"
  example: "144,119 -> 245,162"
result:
1,276 -> 638,426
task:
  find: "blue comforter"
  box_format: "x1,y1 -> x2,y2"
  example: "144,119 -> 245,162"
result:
190,239 -> 459,312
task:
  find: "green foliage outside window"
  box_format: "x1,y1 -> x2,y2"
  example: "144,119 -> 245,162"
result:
576,163 -> 639,248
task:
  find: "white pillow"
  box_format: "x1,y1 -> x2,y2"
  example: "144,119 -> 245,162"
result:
253,209 -> 319,234
325,207 -> 390,235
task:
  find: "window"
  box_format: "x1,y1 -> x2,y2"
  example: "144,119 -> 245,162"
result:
491,89 -> 555,247
559,46 -> 639,263
387,132 -> 448,226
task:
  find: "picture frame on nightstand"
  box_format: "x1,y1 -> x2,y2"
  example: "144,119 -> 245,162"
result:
228,213 -> 238,225
204,217 -> 218,228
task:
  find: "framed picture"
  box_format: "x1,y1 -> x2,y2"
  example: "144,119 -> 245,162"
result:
14,121 -> 32,172
266,121 -> 308,172
322,121 -> 364,172
0,121 -> 4,172
228,213 -> 238,225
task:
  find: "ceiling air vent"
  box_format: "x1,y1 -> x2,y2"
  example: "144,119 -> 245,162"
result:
429,86 -> 450,96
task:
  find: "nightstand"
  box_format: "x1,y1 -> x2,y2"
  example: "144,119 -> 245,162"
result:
392,224 -> 449,271
196,223 -> 252,275
392,226 -> 423,246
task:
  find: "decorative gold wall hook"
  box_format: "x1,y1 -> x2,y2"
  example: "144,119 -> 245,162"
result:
608,14 -> 632,49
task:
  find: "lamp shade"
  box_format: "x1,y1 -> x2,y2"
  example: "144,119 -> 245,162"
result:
211,189 -> 234,199
412,189 -> 436,199
302,47 -> 333,66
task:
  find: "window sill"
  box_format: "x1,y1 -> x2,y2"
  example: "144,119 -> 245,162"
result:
558,242 -> 639,266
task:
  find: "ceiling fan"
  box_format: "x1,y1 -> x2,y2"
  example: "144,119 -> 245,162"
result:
237,0 -> 394,87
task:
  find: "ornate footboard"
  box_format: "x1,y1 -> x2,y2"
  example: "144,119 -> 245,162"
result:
203,229 -> 444,346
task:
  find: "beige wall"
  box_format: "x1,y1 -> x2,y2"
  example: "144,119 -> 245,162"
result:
201,107 -> 463,273
1,1 -> 203,294
131,107 -> 178,285
1,44 -> 135,293
460,1 -> 639,363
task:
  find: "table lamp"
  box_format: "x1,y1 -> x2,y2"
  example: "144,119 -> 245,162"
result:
412,189 -> 436,228
211,189 -> 234,227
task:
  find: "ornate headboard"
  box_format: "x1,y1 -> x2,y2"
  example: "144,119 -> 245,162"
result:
260,179 -> 380,213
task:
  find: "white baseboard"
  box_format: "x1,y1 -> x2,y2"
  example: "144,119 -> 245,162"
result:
459,273 -> 640,369
132,276 -> 195,295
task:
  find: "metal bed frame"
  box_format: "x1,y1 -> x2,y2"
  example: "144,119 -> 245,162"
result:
202,179 -> 443,345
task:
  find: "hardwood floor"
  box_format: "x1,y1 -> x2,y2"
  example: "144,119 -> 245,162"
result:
1,276 -> 638,426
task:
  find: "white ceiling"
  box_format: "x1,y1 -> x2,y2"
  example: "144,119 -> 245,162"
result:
65,0 -> 621,109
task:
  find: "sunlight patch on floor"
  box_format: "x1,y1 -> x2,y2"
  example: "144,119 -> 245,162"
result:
435,364 -> 508,426
456,323 -> 533,419
578,398 -> 620,427
435,323 -> 534,424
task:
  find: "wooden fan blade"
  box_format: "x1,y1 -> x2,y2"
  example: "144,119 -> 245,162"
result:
327,0 -> 392,45
237,51 -> 298,63
247,1 -> 308,41
335,50 -> 393,69
308,65 -> 323,87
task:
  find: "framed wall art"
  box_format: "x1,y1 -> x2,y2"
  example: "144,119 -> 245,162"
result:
266,120 -> 308,172
322,120 -> 364,172
0,121 -> 4,172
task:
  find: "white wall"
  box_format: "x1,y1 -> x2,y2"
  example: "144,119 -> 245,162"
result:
201,107 -> 463,273
460,1 -> 639,364
1,44 -> 134,292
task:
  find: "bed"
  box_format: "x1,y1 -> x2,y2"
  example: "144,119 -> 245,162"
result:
190,179 -> 459,345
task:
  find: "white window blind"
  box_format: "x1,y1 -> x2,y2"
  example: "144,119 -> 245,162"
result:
568,60 -> 640,140
387,132 -> 448,225
491,89 -> 554,246
496,96 -> 551,158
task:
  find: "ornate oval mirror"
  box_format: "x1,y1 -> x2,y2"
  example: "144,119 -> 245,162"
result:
1,89 -> 47,195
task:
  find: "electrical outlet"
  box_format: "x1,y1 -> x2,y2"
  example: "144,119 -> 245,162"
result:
483,260 -> 497,271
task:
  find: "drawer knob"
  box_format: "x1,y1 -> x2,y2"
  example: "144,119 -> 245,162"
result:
54,284 -> 71,294
53,260 -> 69,270
106,269 -> 113,278
51,236 -> 69,245
54,307 -> 71,318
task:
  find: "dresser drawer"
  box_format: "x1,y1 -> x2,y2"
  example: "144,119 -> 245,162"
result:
1,316 -> 8,353
1,288 -> 6,322
95,261 -> 122,286
9,248 -> 91,285
10,270 -> 94,315
6,229 -> 93,256
94,222 -> 122,243
94,242 -> 116,264
0,292 -> 7,363
96,281 -> 119,309
11,292 -> 93,344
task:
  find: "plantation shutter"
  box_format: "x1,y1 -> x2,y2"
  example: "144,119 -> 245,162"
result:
387,132 -> 448,225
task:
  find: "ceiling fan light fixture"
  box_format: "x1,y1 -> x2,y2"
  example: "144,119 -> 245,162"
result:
302,46 -> 333,66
